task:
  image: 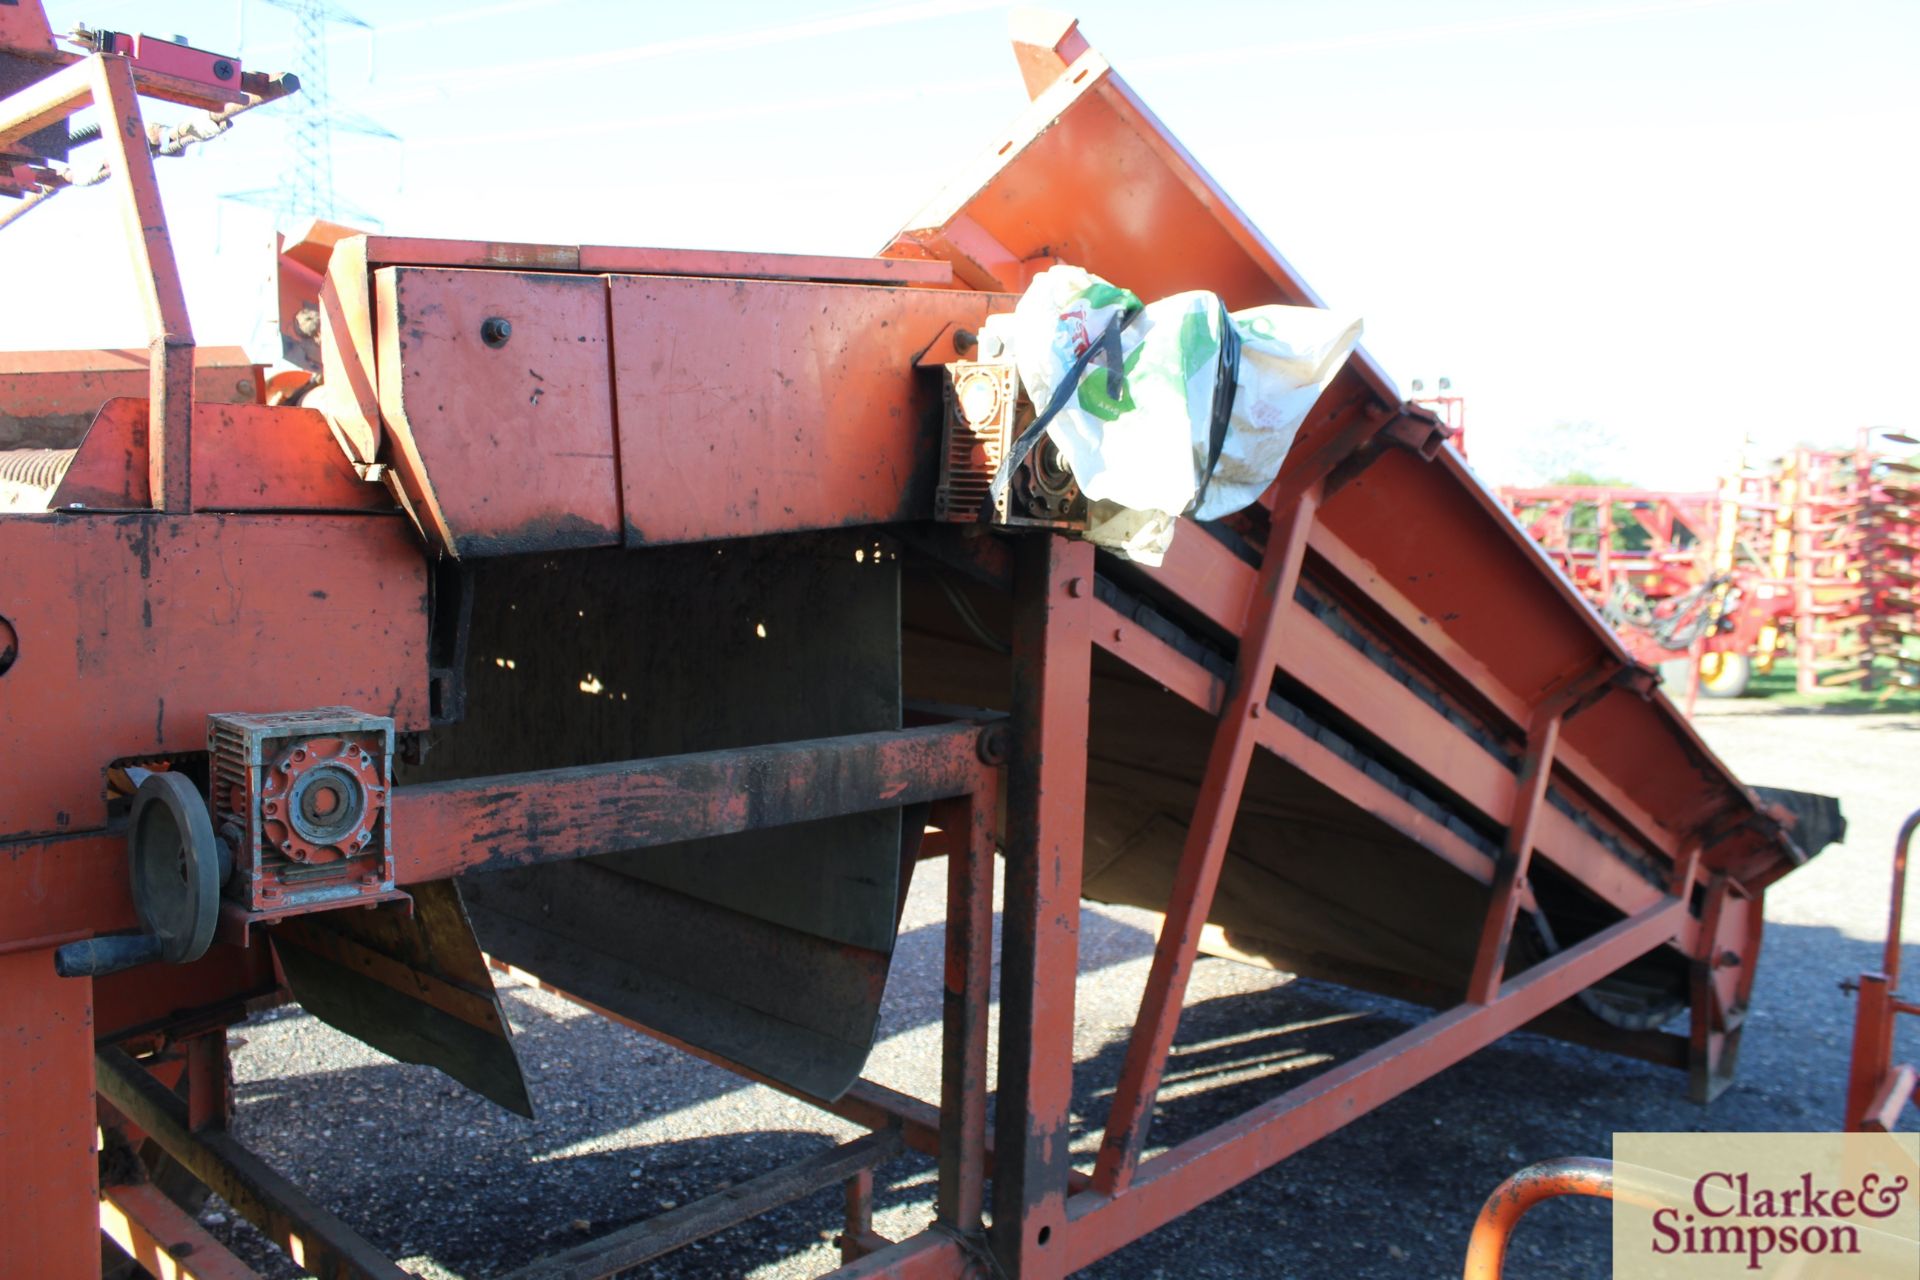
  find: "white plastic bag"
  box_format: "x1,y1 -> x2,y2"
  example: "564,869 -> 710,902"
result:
981,265 -> 1361,564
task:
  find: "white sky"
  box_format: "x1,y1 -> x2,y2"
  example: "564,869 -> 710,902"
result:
3,0 -> 1914,488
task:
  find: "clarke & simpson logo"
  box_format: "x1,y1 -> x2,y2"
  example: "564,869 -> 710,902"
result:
1648,1167 -> 1910,1269
1612,1133 -> 1919,1278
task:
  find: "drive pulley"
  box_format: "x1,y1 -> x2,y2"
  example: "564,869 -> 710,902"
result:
53,772 -> 228,977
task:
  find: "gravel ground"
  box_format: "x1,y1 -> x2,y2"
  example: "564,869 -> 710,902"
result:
197,706 -> 1918,1279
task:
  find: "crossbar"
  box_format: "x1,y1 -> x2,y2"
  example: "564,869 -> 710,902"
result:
100,1182 -> 261,1280
95,1048 -> 407,1280
506,1132 -> 903,1280
394,722 -> 994,881
1062,899 -> 1686,1271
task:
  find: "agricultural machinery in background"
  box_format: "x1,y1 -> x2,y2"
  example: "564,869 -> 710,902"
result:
1500,433 -> 1920,706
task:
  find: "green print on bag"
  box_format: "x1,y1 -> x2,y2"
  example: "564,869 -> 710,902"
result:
1076,306 -> 1221,422
1075,281 -> 1139,313
1076,339 -> 1145,420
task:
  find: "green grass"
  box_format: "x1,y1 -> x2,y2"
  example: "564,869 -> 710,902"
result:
1739,658 -> 1920,713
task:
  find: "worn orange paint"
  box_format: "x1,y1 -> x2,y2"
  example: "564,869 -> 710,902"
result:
992,535 -> 1094,1279
392,724 -> 987,884
93,943 -> 278,1042
0,514 -> 428,840
0,832 -> 132,952
317,234 -> 382,466
0,948 -> 98,1279
0,0 -> 54,51
375,265 -> 621,555
0,346 -> 260,439
610,275 -> 1014,546
48,399 -> 391,512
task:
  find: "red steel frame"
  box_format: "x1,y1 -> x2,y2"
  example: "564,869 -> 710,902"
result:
0,12 -> 1819,1279
0,50 -> 197,510
1845,808 -> 1919,1133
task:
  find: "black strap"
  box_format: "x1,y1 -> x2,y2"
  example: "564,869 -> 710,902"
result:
1191,298 -> 1242,513
986,306 -> 1139,516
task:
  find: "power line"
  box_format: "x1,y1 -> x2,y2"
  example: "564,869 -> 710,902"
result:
226,0 -> 396,225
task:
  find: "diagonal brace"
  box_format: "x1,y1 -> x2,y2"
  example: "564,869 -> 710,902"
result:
1092,488 -> 1322,1195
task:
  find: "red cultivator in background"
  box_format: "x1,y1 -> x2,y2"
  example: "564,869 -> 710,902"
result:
1501,432 -> 1920,708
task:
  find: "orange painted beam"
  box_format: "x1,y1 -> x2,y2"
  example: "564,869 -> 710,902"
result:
0,949 -> 97,1279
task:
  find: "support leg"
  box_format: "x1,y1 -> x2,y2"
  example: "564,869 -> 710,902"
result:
991,534 -> 1093,1279
184,1029 -> 229,1134
0,948 -> 98,1279
936,788 -> 994,1234
1844,973 -> 1896,1131
89,54 -> 195,513
1688,875 -> 1759,1103
838,1168 -> 893,1263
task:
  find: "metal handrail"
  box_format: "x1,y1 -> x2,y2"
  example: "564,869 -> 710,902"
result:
1462,1157 -> 1614,1280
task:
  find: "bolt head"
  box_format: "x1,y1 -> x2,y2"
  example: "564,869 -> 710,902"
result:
976,723 -> 1009,766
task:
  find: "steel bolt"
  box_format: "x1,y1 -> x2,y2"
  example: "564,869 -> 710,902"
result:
1067,577 -> 1087,598
480,317 -> 513,348
212,59 -> 234,80
977,723 -> 1009,766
